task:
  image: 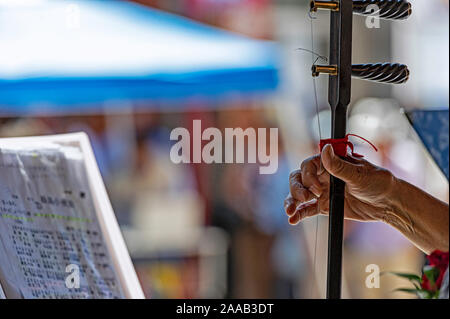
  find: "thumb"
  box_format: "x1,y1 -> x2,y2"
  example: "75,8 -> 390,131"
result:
321,144 -> 360,183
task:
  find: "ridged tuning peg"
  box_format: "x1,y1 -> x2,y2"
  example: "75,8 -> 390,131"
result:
352,0 -> 412,20
312,63 -> 410,84
310,0 -> 412,20
351,63 -> 409,84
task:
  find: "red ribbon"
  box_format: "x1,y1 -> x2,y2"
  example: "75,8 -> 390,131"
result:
319,134 -> 378,158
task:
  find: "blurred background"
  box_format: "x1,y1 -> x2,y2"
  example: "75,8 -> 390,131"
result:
0,0 -> 448,299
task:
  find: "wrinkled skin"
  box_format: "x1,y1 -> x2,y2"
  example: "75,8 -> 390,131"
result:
283,144 -> 449,254
284,144 -> 395,225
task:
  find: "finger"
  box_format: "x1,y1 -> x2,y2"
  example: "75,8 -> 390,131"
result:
345,154 -> 366,165
288,204 -> 318,225
291,185 -> 317,203
288,211 -> 301,225
284,195 -> 298,217
289,169 -> 302,188
317,190 -> 329,215
289,170 -> 311,202
300,156 -> 323,196
317,168 -> 330,185
321,144 -> 364,183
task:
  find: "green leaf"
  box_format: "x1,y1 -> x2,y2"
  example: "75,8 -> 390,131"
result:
412,282 -> 421,290
393,288 -> 421,298
423,265 -> 440,286
383,271 -> 421,284
393,288 -> 419,294
393,288 -> 433,299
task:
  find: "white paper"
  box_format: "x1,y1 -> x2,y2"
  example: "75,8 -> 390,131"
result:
0,139 -> 126,298
0,281 -> 5,299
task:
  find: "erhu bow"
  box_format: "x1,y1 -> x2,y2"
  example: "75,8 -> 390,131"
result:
308,0 -> 412,299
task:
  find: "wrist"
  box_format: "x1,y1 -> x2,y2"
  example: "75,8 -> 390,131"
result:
381,176 -> 415,234
385,174 -> 404,215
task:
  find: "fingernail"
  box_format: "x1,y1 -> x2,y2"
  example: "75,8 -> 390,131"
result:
296,199 -> 316,211
289,213 -> 300,225
322,143 -> 334,157
287,205 -> 296,216
310,185 -> 322,197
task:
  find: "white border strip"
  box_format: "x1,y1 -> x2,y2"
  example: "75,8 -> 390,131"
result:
0,132 -> 144,299
0,282 -> 5,299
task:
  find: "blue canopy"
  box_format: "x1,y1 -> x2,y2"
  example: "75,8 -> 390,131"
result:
0,0 -> 279,114
407,109 -> 449,180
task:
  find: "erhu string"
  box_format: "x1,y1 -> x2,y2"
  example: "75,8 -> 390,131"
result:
309,9 -> 321,299
295,48 -> 328,65
296,8 -> 326,299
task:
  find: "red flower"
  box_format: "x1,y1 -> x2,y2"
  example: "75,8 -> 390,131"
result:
436,269 -> 446,289
421,250 -> 449,291
427,250 -> 449,270
421,273 -> 433,291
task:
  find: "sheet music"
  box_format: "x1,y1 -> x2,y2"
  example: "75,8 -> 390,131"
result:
0,143 -> 125,299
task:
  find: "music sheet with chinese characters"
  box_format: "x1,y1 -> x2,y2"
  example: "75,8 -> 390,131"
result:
0,135 -> 130,299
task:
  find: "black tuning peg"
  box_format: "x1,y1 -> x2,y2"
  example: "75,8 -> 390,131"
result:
351,63 -> 409,84
312,63 -> 409,84
352,0 -> 412,20
310,0 -> 412,20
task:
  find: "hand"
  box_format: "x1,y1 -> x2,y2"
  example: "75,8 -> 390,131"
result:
284,144 -> 397,225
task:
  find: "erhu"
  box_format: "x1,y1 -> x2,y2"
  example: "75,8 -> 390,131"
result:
308,0 -> 412,299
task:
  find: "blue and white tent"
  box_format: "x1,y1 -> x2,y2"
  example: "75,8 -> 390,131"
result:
407,109 -> 449,181
0,0 -> 279,114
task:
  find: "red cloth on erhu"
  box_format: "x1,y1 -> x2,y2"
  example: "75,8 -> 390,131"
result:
319,134 -> 378,158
